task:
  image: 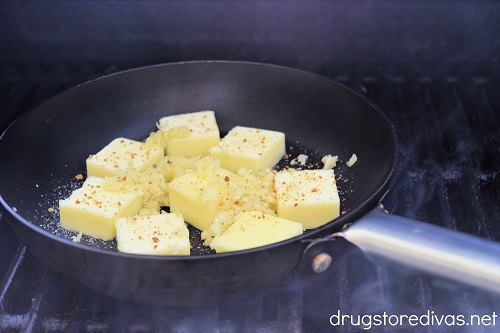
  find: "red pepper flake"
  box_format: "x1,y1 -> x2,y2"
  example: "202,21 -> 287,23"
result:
153,164 -> 158,169
224,176 -> 230,182
154,245 -> 158,250
294,203 -> 298,207
75,200 -> 81,204
234,200 -> 240,205
311,188 -> 318,192
152,237 -> 160,242
117,202 -> 122,207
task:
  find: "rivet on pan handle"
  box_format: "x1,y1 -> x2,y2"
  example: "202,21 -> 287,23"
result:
311,253 -> 333,273
335,204 -> 500,294
298,233 -> 355,278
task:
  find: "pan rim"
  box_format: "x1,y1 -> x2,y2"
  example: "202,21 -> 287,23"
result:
0,60 -> 398,260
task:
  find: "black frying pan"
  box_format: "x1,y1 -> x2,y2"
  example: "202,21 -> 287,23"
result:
1,61 -> 499,306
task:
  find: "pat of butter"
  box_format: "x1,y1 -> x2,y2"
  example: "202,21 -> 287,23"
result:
209,126 -> 285,173
86,137 -> 164,178
275,169 -> 340,230
115,213 -> 190,255
59,176 -> 143,240
169,166 -> 233,231
158,110 -> 220,157
211,211 -> 303,253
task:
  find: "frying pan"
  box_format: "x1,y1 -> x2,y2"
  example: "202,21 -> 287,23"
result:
1,61 -> 500,306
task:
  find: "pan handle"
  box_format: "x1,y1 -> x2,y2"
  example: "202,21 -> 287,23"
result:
335,205 -> 500,293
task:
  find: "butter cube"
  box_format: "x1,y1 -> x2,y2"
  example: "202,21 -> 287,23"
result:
115,213 -> 190,255
169,166 -> 233,231
275,169 -> 340,230
59,176 -> 143,240
211,212 -> 303,253
86,138 -> 164,178
158,110 -> 220,157
209,126 -> 285,173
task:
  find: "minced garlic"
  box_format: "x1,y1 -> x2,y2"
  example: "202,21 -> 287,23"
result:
201,167 -> 277,247
290,154 -> 308,166
72,231 -> 83,243
346,153 -> 358,167
321,154 -> 338,169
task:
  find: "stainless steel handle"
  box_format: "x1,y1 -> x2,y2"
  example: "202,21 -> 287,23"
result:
336,205 -> 500,293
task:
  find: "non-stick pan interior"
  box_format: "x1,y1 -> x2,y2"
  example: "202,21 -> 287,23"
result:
0,61 -> 397,253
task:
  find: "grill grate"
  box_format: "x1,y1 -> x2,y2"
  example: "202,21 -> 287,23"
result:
1,63 -> 500,332
0,237 -> 304,332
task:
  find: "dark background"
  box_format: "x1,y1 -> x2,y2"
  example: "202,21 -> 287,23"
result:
1,1 -> 498,71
